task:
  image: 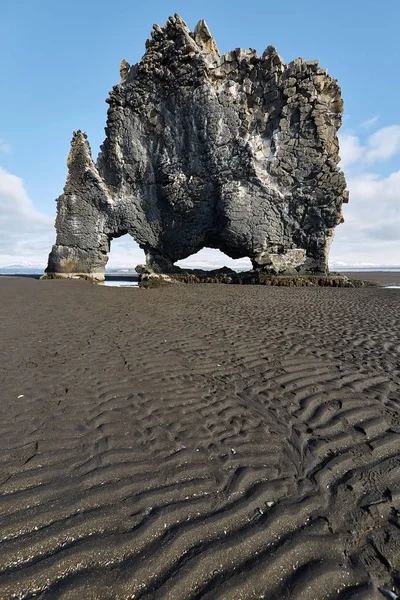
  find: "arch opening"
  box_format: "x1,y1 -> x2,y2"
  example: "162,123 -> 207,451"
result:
106,234 -> 145,274
176,248 -> 252,272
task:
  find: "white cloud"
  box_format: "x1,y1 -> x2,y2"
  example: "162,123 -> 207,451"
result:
0,166 -> 54,266
330,169 -> 400,266
360,115 -> 379,130
0,139 -> 12,154
339,125 -> 400,169
332,121 -> 400,266
333,123 -> 400,266
364,125 -> 400,164
348,170 -> 400,204
338,133 -> 364,169
107,235 -> 145,268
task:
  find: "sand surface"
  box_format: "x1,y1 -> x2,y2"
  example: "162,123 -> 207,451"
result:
1,277 -> 400,599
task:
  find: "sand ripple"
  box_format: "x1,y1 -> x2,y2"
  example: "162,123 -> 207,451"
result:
0,279 -> 400,598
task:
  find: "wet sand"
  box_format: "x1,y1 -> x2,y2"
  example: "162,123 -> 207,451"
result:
343,271 -> 400,287
1,277 -> 400,599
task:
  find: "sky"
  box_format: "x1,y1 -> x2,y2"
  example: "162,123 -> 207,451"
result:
0,0 -> 399,269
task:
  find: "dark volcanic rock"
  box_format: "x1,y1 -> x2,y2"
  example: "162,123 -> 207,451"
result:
46,14 -> 348,281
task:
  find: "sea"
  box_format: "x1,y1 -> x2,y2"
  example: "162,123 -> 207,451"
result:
1,266 -> 399,289
1,265 -> 400,276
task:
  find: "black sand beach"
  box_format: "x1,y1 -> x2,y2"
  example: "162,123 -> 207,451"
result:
1,277 -> 400,599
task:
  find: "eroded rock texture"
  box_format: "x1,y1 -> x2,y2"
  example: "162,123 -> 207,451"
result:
46,14 -> 348,279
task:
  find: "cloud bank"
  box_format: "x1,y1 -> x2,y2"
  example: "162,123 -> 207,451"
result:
339,125 -> 400,169
0,167 -> 54,266
331,124 -> 400,267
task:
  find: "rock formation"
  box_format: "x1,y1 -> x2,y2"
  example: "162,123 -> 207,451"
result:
46,14 -> 348,280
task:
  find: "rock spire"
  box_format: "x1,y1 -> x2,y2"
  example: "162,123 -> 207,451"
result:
46,15 -> 348,280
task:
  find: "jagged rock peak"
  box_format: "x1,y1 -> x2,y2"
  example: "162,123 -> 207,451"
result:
65,131 -> 92,185
193,19 -> 220,56
143,13 -> 219,58
119,59 -> 130,83
46,16 -> 348,281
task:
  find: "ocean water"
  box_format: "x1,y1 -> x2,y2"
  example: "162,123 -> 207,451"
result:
338,268 -> 400,272
1,266 -> 400,276
103,280 -> 139,287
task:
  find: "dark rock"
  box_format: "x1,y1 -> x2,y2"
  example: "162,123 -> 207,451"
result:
135,264 -> 150,275
139,271 -> 353,287
45,15 -> 348,281
208,266 -> 237,275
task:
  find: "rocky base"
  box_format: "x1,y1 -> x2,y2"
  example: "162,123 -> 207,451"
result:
138,267 -> 360,288
41,272 -> 105,282
41,267 -> 365,288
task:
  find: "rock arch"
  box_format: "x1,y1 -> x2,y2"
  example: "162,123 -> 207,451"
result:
46,15 -> 348,281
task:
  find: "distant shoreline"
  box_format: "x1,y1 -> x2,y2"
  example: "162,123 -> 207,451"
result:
1,270 -> 400,287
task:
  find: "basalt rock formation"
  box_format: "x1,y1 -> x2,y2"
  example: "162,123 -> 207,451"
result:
46,15 -> 348,280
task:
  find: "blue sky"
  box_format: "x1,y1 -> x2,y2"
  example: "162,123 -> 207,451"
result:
0,0 -> 399,268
